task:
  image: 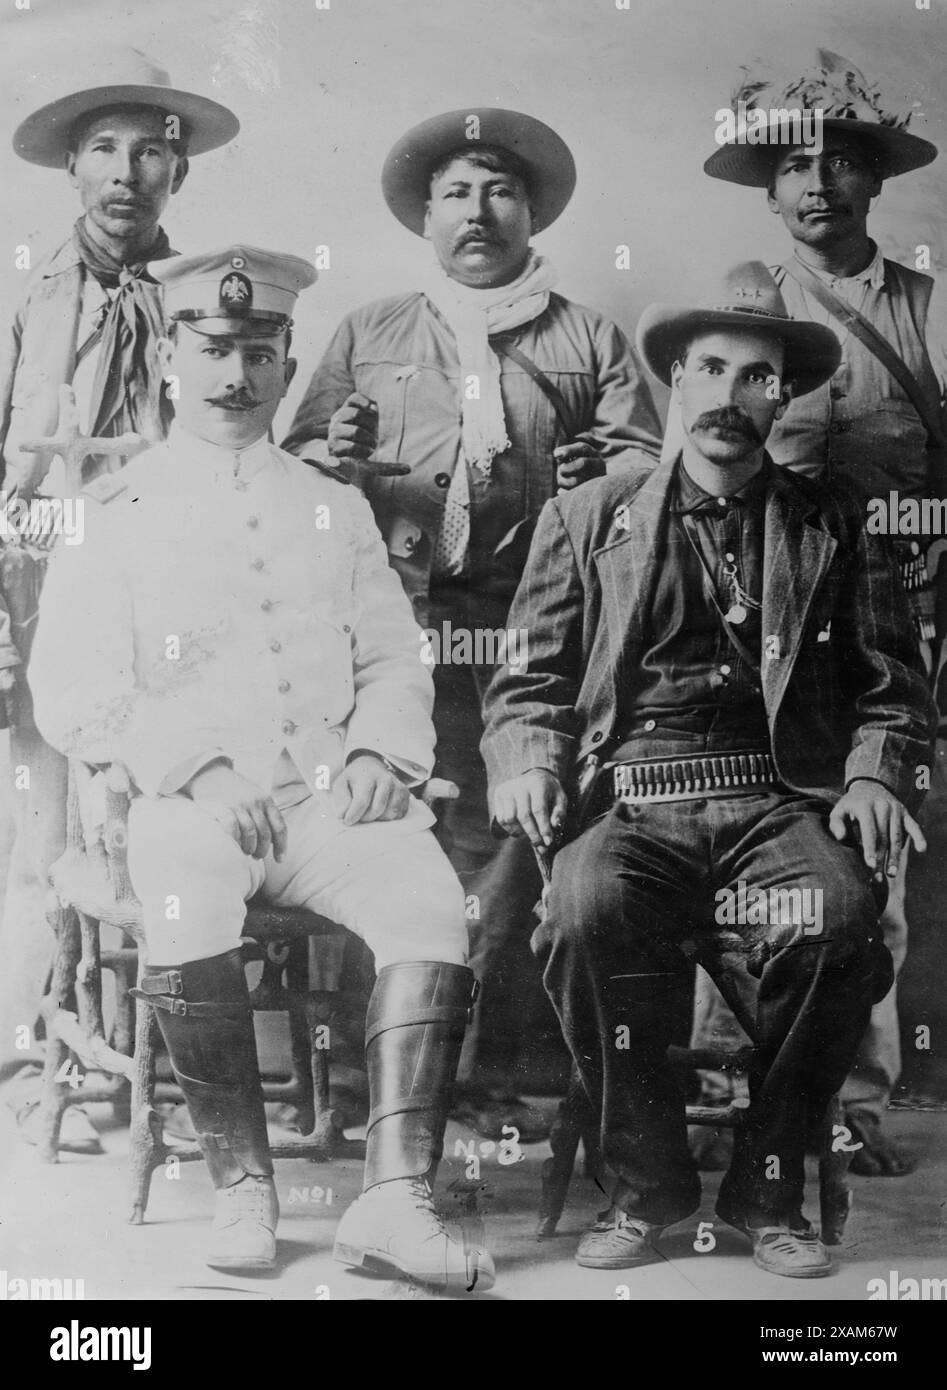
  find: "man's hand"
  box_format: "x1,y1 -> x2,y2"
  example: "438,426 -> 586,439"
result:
326,391 -> 409,478
184,764 -> 288,862
333,754 -> 410,826
493,769 -> 568,847
555,440 -> 606,492
328,391 -> 379,463
0,667 -> 20,726
829,779 -> 926,879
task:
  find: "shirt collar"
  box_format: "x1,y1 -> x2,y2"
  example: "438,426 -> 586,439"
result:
794,241 -> 886,292
671,456 -> 768,514
166,423 -> 274,482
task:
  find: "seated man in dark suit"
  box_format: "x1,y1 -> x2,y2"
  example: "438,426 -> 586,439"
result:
481,262 -> 936,1279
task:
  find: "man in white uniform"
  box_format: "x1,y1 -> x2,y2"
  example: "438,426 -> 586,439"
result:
30,246 -> 495,1294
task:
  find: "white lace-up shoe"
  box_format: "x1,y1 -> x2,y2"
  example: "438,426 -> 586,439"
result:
334,1176 -> 495,1292
207,1174 -> 279,1270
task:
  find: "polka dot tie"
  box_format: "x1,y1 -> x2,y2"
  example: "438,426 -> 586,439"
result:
432,461 -> 471,578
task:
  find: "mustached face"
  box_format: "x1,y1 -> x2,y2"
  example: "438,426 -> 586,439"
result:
767,137 -> 882,250
671,329 -> 790,465
423,155 -> 534,287
67,106 -> 187,248
156,325 -> 296,448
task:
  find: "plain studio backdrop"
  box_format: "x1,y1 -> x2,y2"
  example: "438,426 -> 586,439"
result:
0,0 -> 944,434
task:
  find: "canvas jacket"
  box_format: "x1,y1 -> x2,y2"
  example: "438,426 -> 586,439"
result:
282,290 -> 662,627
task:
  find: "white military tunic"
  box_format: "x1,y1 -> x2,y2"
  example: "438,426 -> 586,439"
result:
31,425 -> 467,966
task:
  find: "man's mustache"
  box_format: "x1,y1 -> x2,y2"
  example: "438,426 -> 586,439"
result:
802,201 -> 850,217
206,391 -> 261,409
456,229 -> 502,249
693,407 -> 762,443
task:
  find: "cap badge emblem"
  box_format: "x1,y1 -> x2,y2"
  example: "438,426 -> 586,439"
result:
219,272 -> 252,306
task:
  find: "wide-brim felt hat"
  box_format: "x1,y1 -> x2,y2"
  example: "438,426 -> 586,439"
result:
705,116 -> 937,187
381,106 -> 576,235
636,260 -> 842,397
704,50 -> 937,187
13,46 -> 239,166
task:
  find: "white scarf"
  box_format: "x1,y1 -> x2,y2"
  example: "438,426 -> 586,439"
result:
423,251 -> 557,476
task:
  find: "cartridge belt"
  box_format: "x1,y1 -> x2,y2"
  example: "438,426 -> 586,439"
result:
613,750 -> 779,804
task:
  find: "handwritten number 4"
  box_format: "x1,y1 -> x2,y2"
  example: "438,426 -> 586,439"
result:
54,1059 -> 84,1090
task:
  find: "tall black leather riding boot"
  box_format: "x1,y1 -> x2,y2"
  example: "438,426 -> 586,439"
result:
134,947 -> 278,1270
333,961 -> 495,1291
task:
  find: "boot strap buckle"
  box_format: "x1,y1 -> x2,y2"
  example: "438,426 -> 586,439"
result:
129,990 -> 189,1016
200,1132 -> 232,1152
136,968 -> 183,996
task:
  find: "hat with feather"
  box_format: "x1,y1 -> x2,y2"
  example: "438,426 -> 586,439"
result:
704,50 -> 937,187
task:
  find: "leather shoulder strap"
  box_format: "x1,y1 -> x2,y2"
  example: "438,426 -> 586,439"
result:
782,259 -> 946,448
492,338 -> 573,437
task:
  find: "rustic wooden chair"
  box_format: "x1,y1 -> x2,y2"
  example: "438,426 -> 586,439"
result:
40,759 -> 455,1225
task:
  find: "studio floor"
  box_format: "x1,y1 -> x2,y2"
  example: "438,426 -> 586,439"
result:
1,1098 -> 944,1302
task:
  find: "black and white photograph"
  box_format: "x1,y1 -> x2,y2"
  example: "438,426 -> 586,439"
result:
0,0 -> 945,1338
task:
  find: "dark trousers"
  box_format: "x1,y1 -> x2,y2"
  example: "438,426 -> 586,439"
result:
428,596 -> 545,1085
533,786 -> 883,1224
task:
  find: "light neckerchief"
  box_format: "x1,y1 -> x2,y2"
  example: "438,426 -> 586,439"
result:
422,249 -> 557,478
424,251 -> 556,578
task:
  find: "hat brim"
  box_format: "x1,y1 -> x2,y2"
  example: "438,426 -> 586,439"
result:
13,84 -> 239,166
704,117 -> 937,187
381,107 -> 576,236
636,305 -> 842,396
176,317 -> 290,339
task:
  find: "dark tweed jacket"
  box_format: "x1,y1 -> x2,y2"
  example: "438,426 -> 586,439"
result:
481,454 -> 936,817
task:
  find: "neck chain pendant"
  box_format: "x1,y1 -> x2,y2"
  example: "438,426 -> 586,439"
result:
722,560 -> 760,625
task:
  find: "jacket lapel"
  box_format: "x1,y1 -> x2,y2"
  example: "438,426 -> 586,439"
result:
761,461 -> 837,714
594,456 -> 677,676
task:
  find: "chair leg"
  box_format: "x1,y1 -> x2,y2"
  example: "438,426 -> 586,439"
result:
305,992 -> 342,1156
538,1066 -> 594,1239
819,1092 -> 853,1245
74,910 -> 104,1045
288,995 -> 316,1134
38,904 -> 82,1163
110,954 -> 135,1125
127,987 -> 164,1225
